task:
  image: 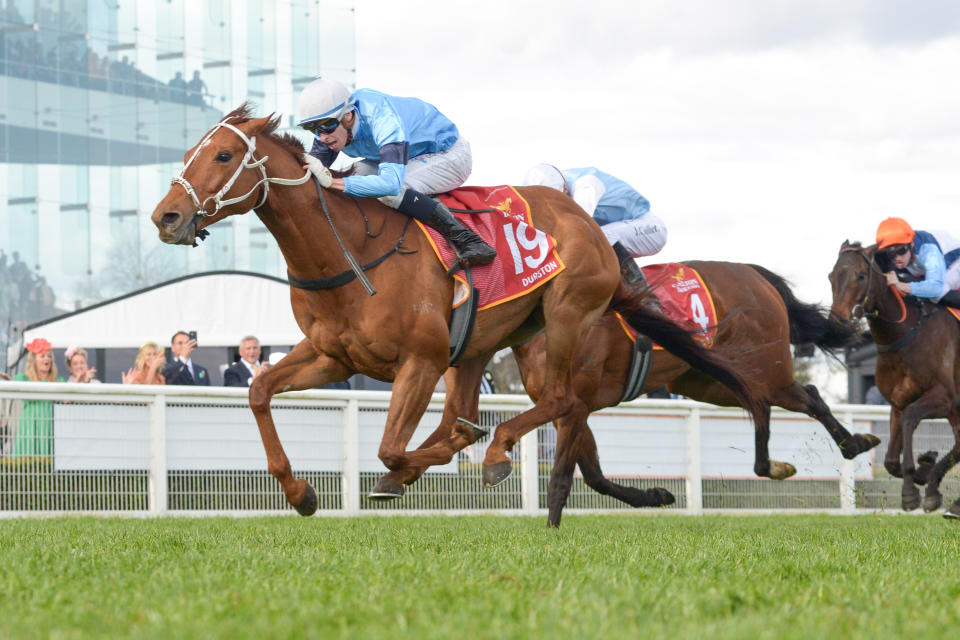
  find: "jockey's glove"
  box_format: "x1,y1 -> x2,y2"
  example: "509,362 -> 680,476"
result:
304,155 -> 334,188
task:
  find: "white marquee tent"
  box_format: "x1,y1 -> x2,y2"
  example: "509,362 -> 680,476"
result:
18,271 -> 303,354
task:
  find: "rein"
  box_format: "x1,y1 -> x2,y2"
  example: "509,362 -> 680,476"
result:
843,247 -> 907,324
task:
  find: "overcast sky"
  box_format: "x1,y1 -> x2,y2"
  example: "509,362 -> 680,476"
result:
353,0 -> 958,310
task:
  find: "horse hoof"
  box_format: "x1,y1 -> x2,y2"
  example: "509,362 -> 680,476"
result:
368,477 -> 405,501
923,494 -> 943,513
294,483 -> 318,516
768,460 -> 797,481
943,502 -> 960,520
901,487 -> 921,511
455,417 -> 489,442
855,433 -> 881,455
645,487 -> 676,507
483,461 -> 513,487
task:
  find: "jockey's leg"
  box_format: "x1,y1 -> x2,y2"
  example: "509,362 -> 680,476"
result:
939,289 -> 960,309
602,213 -> 667,290
376,136 -> 494,268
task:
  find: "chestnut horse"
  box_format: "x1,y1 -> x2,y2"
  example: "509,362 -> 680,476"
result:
512,261 -> 880,526
830,241 -> 960,518
149,106 -> 765,514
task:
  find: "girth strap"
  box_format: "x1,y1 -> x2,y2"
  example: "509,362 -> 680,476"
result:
287,216 -> 413,290
620,335 -> 654,403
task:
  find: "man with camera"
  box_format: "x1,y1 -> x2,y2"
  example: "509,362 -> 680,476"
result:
162,330 -> 211,386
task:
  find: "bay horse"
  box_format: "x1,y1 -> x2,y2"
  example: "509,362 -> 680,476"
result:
510,261 -> 880,526
149,106 -> 766,514
830,241 -> 960,518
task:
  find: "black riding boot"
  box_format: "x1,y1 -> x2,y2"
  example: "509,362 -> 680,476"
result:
397,189 -> 496,268
612,241 -> 647,288
940,289 -> 960,309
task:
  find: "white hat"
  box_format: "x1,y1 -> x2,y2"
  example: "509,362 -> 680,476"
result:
268,351 -> 287,366
296,77 -> 354,126
522,163 -> 566,191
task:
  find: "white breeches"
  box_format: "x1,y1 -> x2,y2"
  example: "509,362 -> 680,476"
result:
352,137 -> 473,209
941,260 -> 960,298
600,212 -> 668,258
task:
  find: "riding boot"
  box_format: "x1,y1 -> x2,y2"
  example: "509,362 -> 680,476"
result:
396,189 -> 496,268
940,289 -> 960,309
612,241 -> 647,289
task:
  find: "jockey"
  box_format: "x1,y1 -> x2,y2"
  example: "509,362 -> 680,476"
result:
296,77 -> 495,267
522,164 -> 666,286
876,216 -> 960,308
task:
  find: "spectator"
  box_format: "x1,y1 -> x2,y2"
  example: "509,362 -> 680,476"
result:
10,337 -> 64,456
865,385 -> 888,406
64,345 -> 99,383
168,71 -> 187,103
121,341 -> 167,385
162,331 -> 210,386
186,70 -> 207,106
223,335 -> 262,387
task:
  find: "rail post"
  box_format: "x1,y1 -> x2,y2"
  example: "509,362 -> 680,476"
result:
342,398 -> 361,515
839,410 -> 857,514
148,393 -> 168,516
520,427 -> 540,515
685,407 -> 703,515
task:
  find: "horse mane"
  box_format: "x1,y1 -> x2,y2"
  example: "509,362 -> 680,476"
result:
223,103 -> 354,179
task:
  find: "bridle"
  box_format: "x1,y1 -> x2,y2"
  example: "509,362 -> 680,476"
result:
839,245 -> 907,324
171,116 -> 311,218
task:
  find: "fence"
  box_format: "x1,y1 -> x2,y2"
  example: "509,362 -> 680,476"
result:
0,382 -> 956,517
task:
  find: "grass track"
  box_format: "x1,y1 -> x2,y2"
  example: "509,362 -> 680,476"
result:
1,514 -> 959,639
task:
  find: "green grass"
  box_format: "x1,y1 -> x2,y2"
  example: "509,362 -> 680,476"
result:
1,514 -> 959,639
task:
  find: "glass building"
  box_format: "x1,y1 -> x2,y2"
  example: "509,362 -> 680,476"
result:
0,0 -> 355,366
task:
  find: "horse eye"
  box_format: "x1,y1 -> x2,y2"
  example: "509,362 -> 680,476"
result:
857,272 -> 866,281
215,151 -> 232,163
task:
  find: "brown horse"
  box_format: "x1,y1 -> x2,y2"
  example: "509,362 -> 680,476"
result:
512,261 -> 881,526
830,241 -> 960,518
149,106 -> 766,514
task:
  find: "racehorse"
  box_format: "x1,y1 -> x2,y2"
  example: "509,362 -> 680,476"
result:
149,105 -> 766,515
511,261 -> 880,526
829,241 -> 960,518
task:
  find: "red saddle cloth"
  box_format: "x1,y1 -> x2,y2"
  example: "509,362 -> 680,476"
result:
616,263 -> 719,348
949,308 -> 960,322
417,186 -> 565,310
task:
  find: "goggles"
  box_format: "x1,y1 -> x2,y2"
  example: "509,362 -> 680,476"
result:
302,118 -> 340,135
885,245 -> 911,258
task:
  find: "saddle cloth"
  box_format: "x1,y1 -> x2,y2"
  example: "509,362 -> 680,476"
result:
417,186 -> 566,310
949,308 -> 960,322
616,263 -> 719,348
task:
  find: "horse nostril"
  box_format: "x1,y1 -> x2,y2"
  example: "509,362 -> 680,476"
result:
162,212 -> 182,228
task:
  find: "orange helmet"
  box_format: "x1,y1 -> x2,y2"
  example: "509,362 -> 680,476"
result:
876,217 -> 915,249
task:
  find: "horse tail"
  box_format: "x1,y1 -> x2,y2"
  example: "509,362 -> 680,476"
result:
610,282 -> 767,426
747,264 -> 858,357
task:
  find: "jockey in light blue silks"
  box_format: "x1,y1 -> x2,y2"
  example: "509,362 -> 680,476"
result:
876,216 -> 960,309
522,164 -> 667,286
296,77 -> 495,268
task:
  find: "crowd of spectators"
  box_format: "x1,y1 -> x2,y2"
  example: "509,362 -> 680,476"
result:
1,5 -> 211,106
0,251 -> 59,371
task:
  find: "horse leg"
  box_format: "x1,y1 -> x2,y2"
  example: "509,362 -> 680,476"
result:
899,390 -> 951,511
482,296 -> 608,486
249,338 -> 352,515
923,414 -> 960,512
370,359 -> 489,498
750,404 -> 796,480
884,407 -> 904,478
572,420 -> 675,510
774,383 -> 881,459
546,412 -> 584,528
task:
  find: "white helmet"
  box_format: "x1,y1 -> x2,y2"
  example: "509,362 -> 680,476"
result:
522,163 -> 566,191
296,77 -> 355,126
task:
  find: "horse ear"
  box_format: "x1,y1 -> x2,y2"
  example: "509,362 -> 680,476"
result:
840,240 -> 850,250
246,115 -> 275,136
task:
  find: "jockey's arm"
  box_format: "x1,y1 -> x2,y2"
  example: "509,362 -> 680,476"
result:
903,244 -> 947,299
568,174 -> 606,217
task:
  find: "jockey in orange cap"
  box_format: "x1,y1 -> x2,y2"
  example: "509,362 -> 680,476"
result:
876,217 -> 960,308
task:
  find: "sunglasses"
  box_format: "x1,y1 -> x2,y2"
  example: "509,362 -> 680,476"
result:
302,118 -> 340,134
885,245 -> 911,258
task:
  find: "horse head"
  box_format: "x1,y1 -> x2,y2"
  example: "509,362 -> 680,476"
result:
828,240 -> 883,322
151,106 -> 290,246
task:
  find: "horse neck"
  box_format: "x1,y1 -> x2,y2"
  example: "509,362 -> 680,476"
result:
255,146 -> 377,280
865,277 -> 918,342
